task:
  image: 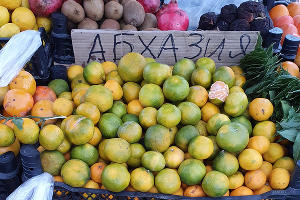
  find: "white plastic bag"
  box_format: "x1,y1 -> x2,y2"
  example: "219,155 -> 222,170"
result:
6,173 -> 54,200
0,30 -> 42,87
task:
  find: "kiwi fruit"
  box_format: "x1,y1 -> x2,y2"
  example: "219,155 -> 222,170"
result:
61,0 -> 85,23
139,13 -> 157,30
122,24 -> 137,30
78,18 -> 99,29
100,19 -> 121,30
105,1 -> 123,20
83,0 -> 105,21
123,0 -> 145,27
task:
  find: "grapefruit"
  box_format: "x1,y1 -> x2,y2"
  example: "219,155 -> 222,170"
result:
172,58 -> 195,82
139,84 -> 164,108
61,159 -> 90,187
163,75 -> 190,102
40,150 -> 65,176
178,159 -> 206,185
144,124 -> 171,152
143,62 -> 171,85
71,143 -> 99,166
178,102 -> 201,125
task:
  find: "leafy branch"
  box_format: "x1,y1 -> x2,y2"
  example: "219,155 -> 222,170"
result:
0,114 -> 66,130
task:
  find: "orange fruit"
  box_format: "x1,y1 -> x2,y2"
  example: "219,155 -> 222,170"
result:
155,168 -> 181,194
4,89 -> 34,117
244,170 -> 266,190
187,85 -> 208,107
84,85 -> 113,113
54,176 -> 64,182
127,100 -> 143,116
76,102 -> 100,125
273,156 -> 295,173
230,186 -> 253,196
39,125 -> 64,150
102,61 -> 118,75
33,86 -> 56,103
0,138 -> 20,156
288,2 -> 300,17
281,61 -> 300,77
253,184 -> 272,195
247,136 -> 270,154
184,185 -> 206,197
0,124 -> 15,147
9,71 -> 36,95
13,118 -> 39,144
0,86 -> 9,106
53,98 -> 73,117
106,70 -> 123,86
163,75 -> 190,102
139,107 -> 157,128
238,149 -> 263,170
202,171 -> 229,197
31,100 -> 56,125
61,159 -> 90,187
228,171 -> 244,190
130,167 -> 154,192
206,165 -> 213,173
122,82 -> 141,103
172,187 -> 183,196
269,168 -> 290,189
259,161 -> 273,179
201,102 -> 220,122
249,98 -> 274,121
253,121 -> 276,142
269,4 -> 290,21
263,143 -> 285,163
88,127 -> 102,146
90,162 -> 107,184
67,65 -> 83,81
104,80 -> 123,100
208,81 -> 229,105
164,146 -> 184,169
273,15 -> 294,28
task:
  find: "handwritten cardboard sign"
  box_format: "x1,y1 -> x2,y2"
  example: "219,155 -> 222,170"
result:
71,30 -> 258,66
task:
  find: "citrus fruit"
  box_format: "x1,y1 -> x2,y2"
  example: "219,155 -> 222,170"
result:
98,113 -> 123,138
118,52 -> 146,82
184,185 -> 206,197
155,168 -> 181,194
0,0 -> 21,10
36,17 -> 51,33
234,75 -> 246,87
178,102 -> 201,125
213,151 -> 239,176
122,114 -> 139,123
238,149 -> 263,170
13,118 -> 39,144
40,150 -> 65,176
175,125 -> 199,152
178,159 -> 206,185
127,143 -> 146,168
84,85 -> 113,112
83,61 -> 105,84
191,68 -> 212,88
117,121 -> 142,143
230,186 -> 253,196
122,82 -> 141,103
224,92 -> 248,117
39,125 -> 64,150
207,113 -> 230,135
145,57 -> 156,63
216,122 -> 249,153
254,185 -> 272,195
187,85 -> 208,107
144,124 -> 171,152
63,115 -> 94,145
163,75 -> 190,102
57,138 -> 71,154
0,6 -> 9,27
263,143 -> 285,163
53,98 -> 73,117
172,58 -> 195,82
0,23 -> 20,37
213,66 -> 235,88
104,138 -> 131,163
208,81 -> 229,106
143,62 -> 171,85
54,176 -> 63,182
127,99 -> 143,116
9,71 -> 36,95
83,180 -> 100,199
253,121 -> 276,142
71,74 -> 88,90
71,143 -> 98,166
0,124 -> 15,147
59,92 -> 72,100
247,136 -> 270,154
231,116 -> 252,135
228,171 -> 244,190
169,126 -> 178,144
61,159 -> 90,187
202,171 -> 229,197
104,80 -> 123,101
195,57 -> 216,74
207,136 -> 220,160
0,138 -> 20,156
48,79 -> 69,96
102,61 -> 118,75
76,102 -> 100,125
157,103 -> 181,128
33,86 -> 56,103
106,70 -> 123,86
229,86 -> 244,93
67,65 -> 83,81
139,84 -> 164,108
230,66 -> 243,75
109,101 -> 126,118
201,102 -> 220,122
4,89 -> 34,117
269,168 -> 290,189
130,167 -> 154,192
91,162 -> 107,183
273,156 -> 295,173
249,98 -> 274,121
164,146 -> 184,169
244,169 -> 266,190
88,127 -> 102,146
139,107 -> 157,128
259,161 -> 273,179
281,61 -> 300,77
173,187 -> 184,196
98,139 -> 109,161
188,136 -> 214,159
142,151 -> 165,171
0,86 -> 9,105
11,7 -> 35,31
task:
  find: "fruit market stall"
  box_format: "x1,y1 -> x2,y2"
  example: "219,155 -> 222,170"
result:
0,0 -> 300,200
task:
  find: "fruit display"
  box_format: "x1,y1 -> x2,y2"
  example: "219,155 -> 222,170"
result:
0,52 -> 297,198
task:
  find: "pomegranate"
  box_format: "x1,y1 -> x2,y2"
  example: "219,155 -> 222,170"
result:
29,0 -> 63,17
157,0 -> 189,31
138,0 -> 160,14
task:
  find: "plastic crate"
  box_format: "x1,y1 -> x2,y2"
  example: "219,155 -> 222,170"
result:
52,161 -> 300,200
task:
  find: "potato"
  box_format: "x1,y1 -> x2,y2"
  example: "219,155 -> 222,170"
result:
100,19 -> 120,30
122,24 -> 137,30
105,1 -> 123,20
123,0 -> 145,27
78,18 -> 99,29
61,0 -> 85,23
84,0 -> 105,21
139,13 -> 157,30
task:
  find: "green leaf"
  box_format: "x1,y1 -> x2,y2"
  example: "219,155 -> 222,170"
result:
12,118 -> 23,130
294,134 -> 300,162
277,129 -> 298,142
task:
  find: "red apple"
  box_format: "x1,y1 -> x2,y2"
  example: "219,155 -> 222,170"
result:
29,0 -> 64,17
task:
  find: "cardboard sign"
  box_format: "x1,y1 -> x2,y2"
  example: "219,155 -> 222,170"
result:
71,30 -> 258,66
